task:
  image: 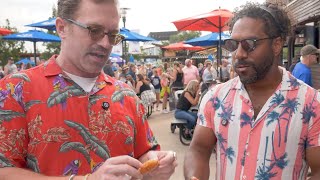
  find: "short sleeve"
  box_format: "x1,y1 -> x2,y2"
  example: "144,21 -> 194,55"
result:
307,93 -> 320,148
0,76 -> 28,168
197,88 -> 216,129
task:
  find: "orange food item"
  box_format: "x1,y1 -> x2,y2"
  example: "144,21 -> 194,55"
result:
190,176 -> 199,180
138,159 -> 159,174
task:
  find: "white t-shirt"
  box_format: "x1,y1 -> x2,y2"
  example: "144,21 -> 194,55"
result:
64,72 -> 98,93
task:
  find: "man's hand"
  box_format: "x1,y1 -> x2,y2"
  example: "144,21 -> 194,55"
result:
88,155 -> 143,180
140,151 -> 178,180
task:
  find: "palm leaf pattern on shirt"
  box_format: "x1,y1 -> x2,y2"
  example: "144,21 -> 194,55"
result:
89,95 -> 108,105
288,76 -> 300,89
64,120 -> 111,160
301,103 -> 316,124
111,88 -> 136,103
240,112 -> 252,128
270,93 -> 285,107
26,154 -> 40,173
47,86 -> 86,108
60,142 -> 91,164
9,73 -> 31,82
0,109 -> 25,124
0,153 -> 14,167
25,100 -> 42,110
279,98 -> 300,143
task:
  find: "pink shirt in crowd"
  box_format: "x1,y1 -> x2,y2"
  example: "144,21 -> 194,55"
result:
198,69 -> 320,180
182,65 -> 199,85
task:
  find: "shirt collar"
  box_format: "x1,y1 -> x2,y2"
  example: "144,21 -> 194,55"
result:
43,55 -> 113,85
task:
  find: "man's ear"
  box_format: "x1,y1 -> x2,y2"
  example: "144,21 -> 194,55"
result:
272,37 -> 284,56
56,17 -> 68,40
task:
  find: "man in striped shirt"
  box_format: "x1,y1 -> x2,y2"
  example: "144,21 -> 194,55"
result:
184,2 -> 320,180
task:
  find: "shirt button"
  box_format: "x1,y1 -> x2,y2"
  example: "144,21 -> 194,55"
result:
246,152 -> 250,156
243,175 -> 247,179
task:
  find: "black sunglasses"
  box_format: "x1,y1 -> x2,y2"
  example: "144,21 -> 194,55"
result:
224,37 -> 276,53
64,18 -> 124,46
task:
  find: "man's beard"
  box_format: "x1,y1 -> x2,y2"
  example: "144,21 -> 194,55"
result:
235,56 -> 274,84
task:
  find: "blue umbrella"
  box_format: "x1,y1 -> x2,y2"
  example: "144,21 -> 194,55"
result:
26,18 -> 56,31
120,28 -> 156,42
3,30 -> 61,61
16,58 -> 35,65
185,32 -> 230,46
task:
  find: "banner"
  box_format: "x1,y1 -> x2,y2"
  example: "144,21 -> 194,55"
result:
128,41 -> 141,54
111,43 -> 123,55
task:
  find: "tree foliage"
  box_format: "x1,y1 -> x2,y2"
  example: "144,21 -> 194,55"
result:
41,5 -> 60,60
169,31 -> 201,43
0,19 -> 26,67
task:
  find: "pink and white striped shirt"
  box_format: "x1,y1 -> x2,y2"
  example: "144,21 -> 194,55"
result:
198,69 -> 320,180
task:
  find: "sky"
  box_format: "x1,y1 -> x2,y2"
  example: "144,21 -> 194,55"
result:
0,0 -> 265,52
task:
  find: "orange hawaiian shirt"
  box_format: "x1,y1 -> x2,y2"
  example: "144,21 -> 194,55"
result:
0,55 -> 159,176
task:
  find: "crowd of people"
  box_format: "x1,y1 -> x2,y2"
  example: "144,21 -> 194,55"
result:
0,0 -> 319,180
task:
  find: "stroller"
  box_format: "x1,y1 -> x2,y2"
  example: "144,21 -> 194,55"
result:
170,90 -> 197,146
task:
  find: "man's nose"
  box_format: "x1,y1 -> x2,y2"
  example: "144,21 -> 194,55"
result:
97,35 -> 112,48
234,43 -> 248,60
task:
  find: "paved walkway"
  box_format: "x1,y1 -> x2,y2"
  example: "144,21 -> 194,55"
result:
147,109 -> 216,180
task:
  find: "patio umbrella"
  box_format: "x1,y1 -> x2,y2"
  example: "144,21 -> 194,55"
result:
3,30 -> 61,61
162,42 -> 205,51
0,27 -> 12,36
172,8 -> 233,80
26,18 -> 56,31
120,28 -> 156,42
185,32 -> 230,46
15,58 -> 35,66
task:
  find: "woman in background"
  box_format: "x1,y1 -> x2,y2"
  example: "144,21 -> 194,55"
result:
174,80 -> 200,130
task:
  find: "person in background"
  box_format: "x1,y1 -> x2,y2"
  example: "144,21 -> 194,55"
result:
135,74 -> 151,96
128,63 -> 137,84
289,55 -> 300,73
220,58 -> 230,82
185,2 -> 320,180
292,44 -> 319,87
146,63 -> 153,79
197,63 -> 204,80
3,57 -> 18,76
174,80 -> 200,131
119,64 -> 129,82
0,0 -> 177,179
0,66 -> 4,79
182,59 -> 200,87
102,60 -> 115,77
160,72 -> 170,113
151,68 -> 161,111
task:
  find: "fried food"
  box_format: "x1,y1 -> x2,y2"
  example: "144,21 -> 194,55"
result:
138,159 -> 159,174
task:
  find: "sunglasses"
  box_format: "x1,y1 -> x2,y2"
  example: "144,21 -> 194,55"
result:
224,37 -> 276,53
64,18 -> 124,46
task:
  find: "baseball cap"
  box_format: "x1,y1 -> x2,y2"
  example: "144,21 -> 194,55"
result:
300,44 -> 320,56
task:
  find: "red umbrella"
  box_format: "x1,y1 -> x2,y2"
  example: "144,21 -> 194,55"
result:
172,9 -> 233,32
172,8 -> 233,81
0,28 -> 13,36
162,42 -> 204,51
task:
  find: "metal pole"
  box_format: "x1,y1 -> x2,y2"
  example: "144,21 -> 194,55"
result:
219,16 -> 223,82
122,16 -> 127,66
33,42 -> 37,64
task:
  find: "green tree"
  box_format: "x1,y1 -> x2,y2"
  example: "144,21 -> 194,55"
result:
169,31 -> 201,43
0,19 -> 26,67
41,5 -> 60,60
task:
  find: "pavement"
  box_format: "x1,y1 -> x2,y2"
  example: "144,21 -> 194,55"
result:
147,109 -> 216,180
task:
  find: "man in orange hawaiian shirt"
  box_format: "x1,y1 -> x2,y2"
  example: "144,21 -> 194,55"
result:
0,0 -> 177,179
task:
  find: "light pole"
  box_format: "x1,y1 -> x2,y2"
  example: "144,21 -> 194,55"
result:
120,7 -> 130,65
